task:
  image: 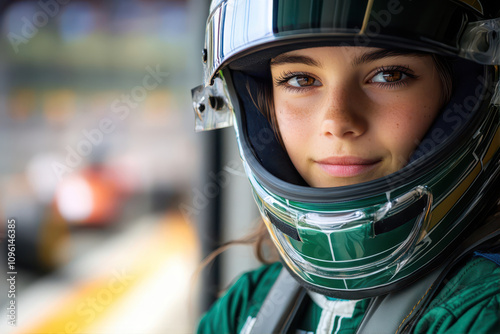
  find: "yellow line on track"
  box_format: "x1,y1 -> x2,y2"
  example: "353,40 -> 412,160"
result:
16,212 -> 198,334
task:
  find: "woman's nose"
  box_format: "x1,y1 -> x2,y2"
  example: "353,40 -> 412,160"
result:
320,86 -> 367,138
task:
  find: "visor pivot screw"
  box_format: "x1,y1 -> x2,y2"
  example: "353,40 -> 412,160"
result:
209,96 -> 224,110
202,48 -> 207,63
197,103 -> 206,113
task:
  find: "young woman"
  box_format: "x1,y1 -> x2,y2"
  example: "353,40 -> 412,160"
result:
192,1 -> 500,333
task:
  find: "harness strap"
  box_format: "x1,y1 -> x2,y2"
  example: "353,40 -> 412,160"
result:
359,218 -> 500,334
356,266 -> 444,334
397,219 -> 500,334
249,268 -> 306,334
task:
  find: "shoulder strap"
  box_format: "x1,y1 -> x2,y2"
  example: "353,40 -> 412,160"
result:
356,265 -> 444,334
398,218 -> 500,334
249,268 -> 306,334
357,217 -> 500,334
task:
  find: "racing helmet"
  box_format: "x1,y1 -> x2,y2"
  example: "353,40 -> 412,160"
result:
192,0 -> 500,299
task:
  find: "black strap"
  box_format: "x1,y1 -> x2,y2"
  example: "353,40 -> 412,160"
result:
374,195 -> 428,235
265,209 -> 300,241
249,268 -> 306,334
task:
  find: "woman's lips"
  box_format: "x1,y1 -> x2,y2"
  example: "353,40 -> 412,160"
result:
316,156 -> 381,178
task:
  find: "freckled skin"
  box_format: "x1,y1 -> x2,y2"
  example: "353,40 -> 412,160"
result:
271,47 -> 443,188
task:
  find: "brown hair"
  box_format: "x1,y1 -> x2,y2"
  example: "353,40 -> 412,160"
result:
198,219 -> 278,269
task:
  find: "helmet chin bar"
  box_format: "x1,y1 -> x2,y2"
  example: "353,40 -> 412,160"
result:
255,182 -> 433,283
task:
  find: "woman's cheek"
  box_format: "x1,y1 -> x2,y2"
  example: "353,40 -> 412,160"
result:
389,107 -> 436,163
276,100 -> 314,135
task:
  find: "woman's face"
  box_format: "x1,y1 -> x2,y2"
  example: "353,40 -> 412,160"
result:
271,46 -> 444,188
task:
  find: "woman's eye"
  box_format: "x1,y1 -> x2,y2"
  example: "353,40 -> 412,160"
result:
287,76 -> 320,87
371,71 -> 407,83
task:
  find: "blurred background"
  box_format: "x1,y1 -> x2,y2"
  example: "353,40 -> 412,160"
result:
0,0 -> 261,333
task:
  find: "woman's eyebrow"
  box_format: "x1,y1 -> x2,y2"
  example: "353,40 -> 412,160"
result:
352,49 -> 427,66
270,54 -> 321,67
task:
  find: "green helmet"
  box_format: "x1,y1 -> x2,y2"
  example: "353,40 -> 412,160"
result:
192,0 -> 500,299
